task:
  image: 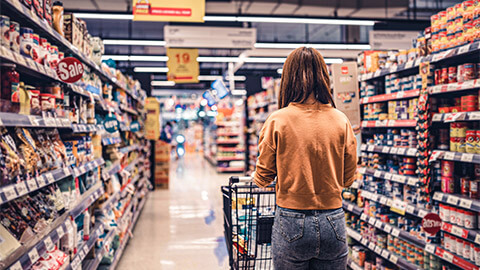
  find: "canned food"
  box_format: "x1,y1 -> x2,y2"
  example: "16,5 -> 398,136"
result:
464,210 -> 476,229
8,21 -> 19,53
0,15 -> 10,47
442,160 -> 455,177
19,27 -> 33,57
442,176 -> 455,193
470,180 -> 480,199
30,34 -> 39,62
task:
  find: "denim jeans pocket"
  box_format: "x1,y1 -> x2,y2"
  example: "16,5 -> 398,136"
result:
326,211 -> 346,243
276,209 -> 305,243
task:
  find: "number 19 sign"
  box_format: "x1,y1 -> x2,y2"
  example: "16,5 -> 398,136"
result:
166,48 -> 199,83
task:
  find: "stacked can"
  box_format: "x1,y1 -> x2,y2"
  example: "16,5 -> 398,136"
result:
401,157 -> 417,176
450,123 -> 468,152
441,160 -> 455,193
461,94 -> 478,111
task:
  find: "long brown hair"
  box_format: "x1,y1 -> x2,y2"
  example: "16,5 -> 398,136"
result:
278,47 -> 335,109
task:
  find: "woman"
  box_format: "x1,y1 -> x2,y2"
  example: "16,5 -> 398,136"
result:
253,47 -> 357,270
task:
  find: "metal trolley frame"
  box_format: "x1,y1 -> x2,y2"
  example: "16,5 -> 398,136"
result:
222,176 -> 276,270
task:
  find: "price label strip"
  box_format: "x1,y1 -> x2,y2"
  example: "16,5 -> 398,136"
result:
446,195 -> 459,205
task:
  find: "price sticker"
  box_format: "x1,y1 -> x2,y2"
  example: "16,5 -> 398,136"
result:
15,53 -> 27,67
56,226 -> 64,237
380,197 -> 387,205
361,238 -> 368,246
390,255 -> 398,264
371,194 -> 379,202
414,57 -> 423,66
392,228 -> 400,237
8,261 -> 22,270
384,224 -> 392,233
44,236 -> 54,251
369,217 -> 376,225
83,244 -> 89,254
390,148 -> 398,154
458,43 -> 471,54
375,220 -> 383,228
405,61 -> 414,69
406,205 -> 415,214
432,113 -> 443,122
392,174 -> 405,183
368,242 -> 375,250
28,248 -> 40,263
384,173 -> 393,180
358,167 -> 367,174
386,199 -> 393,206
28,116 -> 39,126
37,176 -> 47,187
347,204 -> 354,212
407,178 -> 417,186
374,170 -> 383,178
433,192 -> 444,201
351,182 -> 359,189
475,234 -> 480,245
361,121 -> 368,128
407,148 -> 417,156
3,185 -> 17,201
366,73 -> 373,80
374,70 -> 382,77
397,148 -> 406,155
461,153 -> 474,163
16,182 -> 28,196
63,167 -> 70,176
26,179 -> 38,191
367,145 -> 375,152
71,257 -> 81,270
460,198 -> 472,209
447,195 -> 459,205
381,250 -> 390,259
375,246 -> 382,254
360,213 -> 367,221
418,210 -> 428,218
425,244 -> 436,253
382,146 -> 390,153
3,47 -> 14,60
37,64 -> 46,75
451,225 -> 466,238
443,251 -> 453,263
390,66 -> 398,73
45,173 -> 54,183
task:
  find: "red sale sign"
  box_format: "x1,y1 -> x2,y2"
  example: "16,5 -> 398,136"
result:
56,57 -> 84,83
422,213 -> 442,235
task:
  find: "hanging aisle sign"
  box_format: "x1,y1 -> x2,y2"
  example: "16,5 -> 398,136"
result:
132,0 -> 205,22
56,57 -> 84,83
332,62 -> 361,129
103,115 -> 120,133
145,97 -> 160,140
166,48 -> 199,84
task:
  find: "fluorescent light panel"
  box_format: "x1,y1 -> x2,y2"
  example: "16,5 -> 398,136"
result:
103,39 -> 166,46
152,81 -> 175,86
74,13 -> 375,26
134,67 -> 169,73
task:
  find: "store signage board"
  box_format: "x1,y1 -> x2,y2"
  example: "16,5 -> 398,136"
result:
331,62 -> 361,130
145,97 -> 160,140
369,30 -> 421,50
164,25 -> 256,49
166,48 -> 199,84
133,0 -> 205,22
422,213 -> 442,234
103,116 -> 120,133
56,57 -> 84,83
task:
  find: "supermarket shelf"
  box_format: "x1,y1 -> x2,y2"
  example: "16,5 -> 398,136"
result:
346,227 -> 419,270
347,259 -> 363,270
359,189 -> 429,219
102,136 -> 122,146
360,57 -> 426,81
102,161 -> 122,180
3,183 -> 104,270
360,89 -> 420,104
72,158 -> 105,178
361,119 -> 417,128
432,192 -> 480,212
83,228 -> 117,270
360,144 -> 417,157
217,133 -> 241,137
218,147 -> 245,152
217,156 -> 245,161
358,167 -> 420,186
204,154 -> 217,166
124,158 -> 140,174
432,111 -> 480,123
430,150 -> 480,164
428,78 -> 480,96
0,166 -> 72,206
441,221 -> 480,245
119,144 -> 141,154
217,167 -> 244,173
120,104 -> 139,116
359,213 -> 426,248
66,223 -> 105,270
0,112 -> 70,128
216,140 -> 241,144
342,201 -> 363,215
71,124 -> 98,133
424,243 -> 479,270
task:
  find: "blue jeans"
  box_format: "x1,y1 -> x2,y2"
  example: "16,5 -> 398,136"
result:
272,207 -> 348,270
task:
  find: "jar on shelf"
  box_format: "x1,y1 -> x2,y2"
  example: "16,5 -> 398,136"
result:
0,63 -> 19,113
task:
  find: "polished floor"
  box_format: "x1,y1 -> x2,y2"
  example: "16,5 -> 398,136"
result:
117,154 -> 238,269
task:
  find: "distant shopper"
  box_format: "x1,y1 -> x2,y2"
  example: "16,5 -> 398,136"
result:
253,47 -> 357,270
160,121 -> 173,143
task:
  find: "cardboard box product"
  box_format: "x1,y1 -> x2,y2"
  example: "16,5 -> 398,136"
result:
64,13 -> 82,49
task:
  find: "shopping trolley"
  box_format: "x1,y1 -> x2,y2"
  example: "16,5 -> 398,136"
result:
222,176 -> 276,270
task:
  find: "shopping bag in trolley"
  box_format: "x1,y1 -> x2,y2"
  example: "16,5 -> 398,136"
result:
222,176 -> 276,270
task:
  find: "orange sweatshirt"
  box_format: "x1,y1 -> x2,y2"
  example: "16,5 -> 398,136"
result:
254,102 -> 357,210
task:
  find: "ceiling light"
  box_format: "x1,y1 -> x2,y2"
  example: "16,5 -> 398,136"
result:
75,13 -> 375,26
277,69 -> 283,74
75,13 -> 134,20
101,55 -> 129,61
197,57 -> 240,63
196,75 -> 247,81
242,57 -> 286,63
102,55 -> 169,62
151,81 -> 175,86
231,90 -> 247,96
226,75 -> 246,81
255,43 -> 371,50
134,67 -> 169,73
200,99 -> 208,106
103,39 -> 166,46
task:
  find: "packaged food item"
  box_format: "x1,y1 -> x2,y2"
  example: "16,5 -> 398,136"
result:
30,34 -> 40,62
44,0 -> 53,26
0,15 -> 10,47
0,63 -> 19,113
52,1 -> 64,36
18,82 -> 30,115
9,21 -> 20,53
64,13 -> 82,49
20,27 -> 34,58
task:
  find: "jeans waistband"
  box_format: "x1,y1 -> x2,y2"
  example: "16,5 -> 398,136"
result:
277,206 -> 342,216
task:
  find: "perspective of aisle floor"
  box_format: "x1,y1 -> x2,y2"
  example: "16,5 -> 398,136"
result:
117,153 -> 238,269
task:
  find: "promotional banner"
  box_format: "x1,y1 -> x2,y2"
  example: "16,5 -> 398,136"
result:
133,0 -> 205,22
145,97 -> 160,140
331,62 -> 361,129
167,48 -> 199,84
369,30 -> 419,50
164,25 -> 256,49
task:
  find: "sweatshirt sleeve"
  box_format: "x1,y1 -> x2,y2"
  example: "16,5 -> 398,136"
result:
254,118 -> 277,188
344,121 -> 358,187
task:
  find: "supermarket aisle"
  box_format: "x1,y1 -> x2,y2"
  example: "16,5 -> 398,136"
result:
117,153 -> 233,269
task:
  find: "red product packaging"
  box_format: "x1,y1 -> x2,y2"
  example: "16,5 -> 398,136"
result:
442,160 -> 455,177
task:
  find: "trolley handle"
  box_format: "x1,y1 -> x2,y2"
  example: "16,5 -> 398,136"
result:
229,176 -> 253,185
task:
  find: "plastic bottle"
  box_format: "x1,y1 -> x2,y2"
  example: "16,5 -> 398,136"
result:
83,208 -> 90,240
52,1 -> 64,36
